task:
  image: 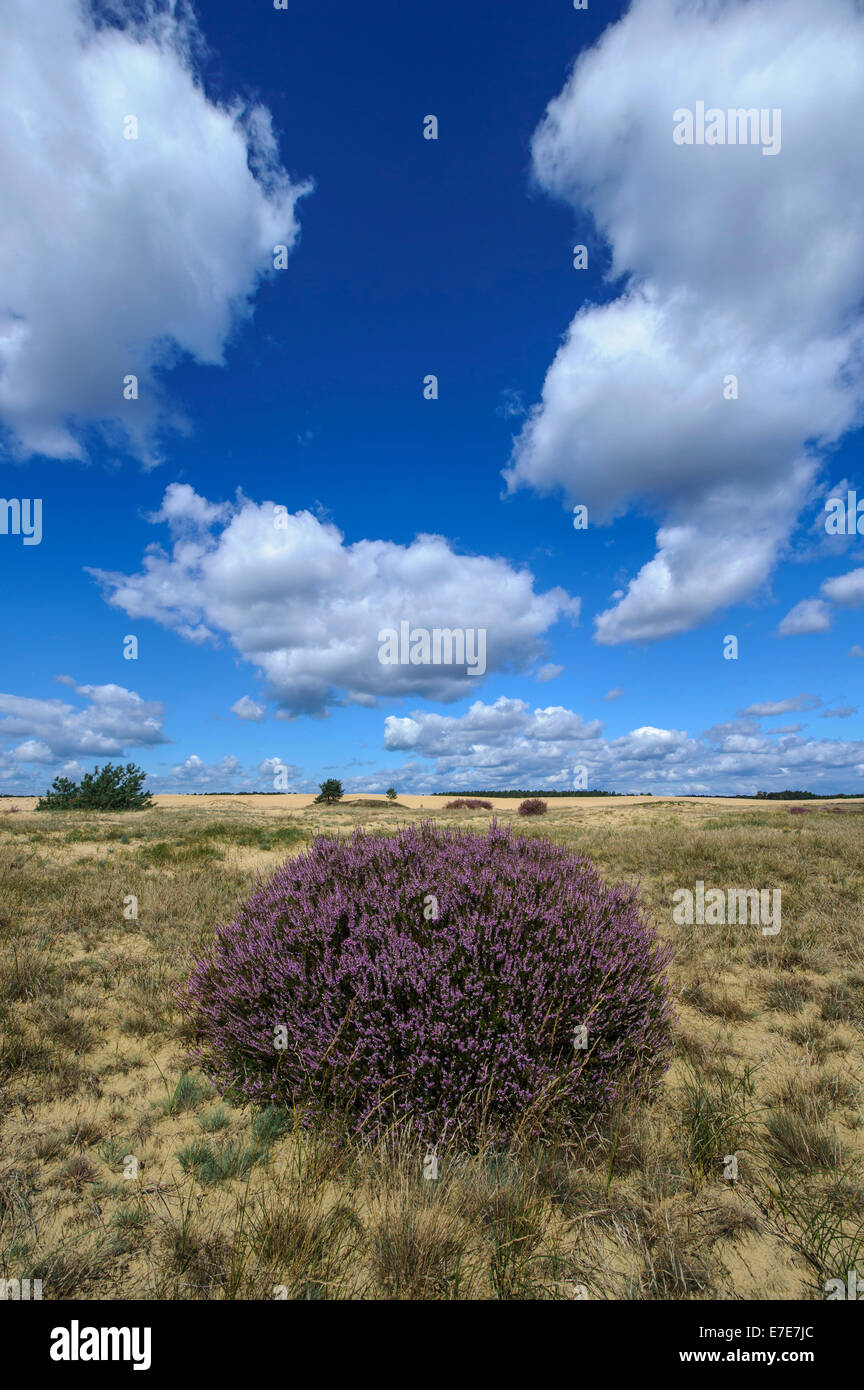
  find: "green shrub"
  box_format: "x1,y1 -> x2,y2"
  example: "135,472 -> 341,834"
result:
315,779 -> 343,804
37,763 -> 153,812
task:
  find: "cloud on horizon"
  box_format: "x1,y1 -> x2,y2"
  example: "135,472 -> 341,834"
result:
164,753 -> 302,792
380,695 -> 864,795
0,681 -> 169,787
1,680 -> 860,797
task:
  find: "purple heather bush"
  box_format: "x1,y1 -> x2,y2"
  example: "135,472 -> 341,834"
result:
446,798 -> 493,810
518,799 -> 547,817
182,822 -> 674,1146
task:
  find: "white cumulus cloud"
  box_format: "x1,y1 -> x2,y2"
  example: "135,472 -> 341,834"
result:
87,484 -> 580,715
0,0 -> 310,463
780,567 -> 864,634
821,568 -> 864,608
505,0 -> 864,644
779,599 -> 833,636
231,696 -> 266,722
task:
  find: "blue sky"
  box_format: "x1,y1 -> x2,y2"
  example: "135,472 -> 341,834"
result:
0,0 -> 862,796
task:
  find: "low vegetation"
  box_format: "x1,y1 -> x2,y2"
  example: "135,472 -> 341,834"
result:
183,822 -> 673,1145
0,794 -> 861,1299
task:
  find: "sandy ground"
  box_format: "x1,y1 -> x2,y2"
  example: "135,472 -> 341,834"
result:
0,792 -> 835,815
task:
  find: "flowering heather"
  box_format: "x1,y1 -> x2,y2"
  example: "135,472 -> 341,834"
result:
518,799 -> 547,816
446,798 -> 493,810
182,822 -> 674,1146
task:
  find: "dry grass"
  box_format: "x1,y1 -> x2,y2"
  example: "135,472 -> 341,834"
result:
0,794 -> 862,1300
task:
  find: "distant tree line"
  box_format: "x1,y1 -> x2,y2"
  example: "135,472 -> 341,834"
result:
754,789 -> 864,800
435,788 -> 862,801
434,788 -> 629,799
19,774 -> 861,808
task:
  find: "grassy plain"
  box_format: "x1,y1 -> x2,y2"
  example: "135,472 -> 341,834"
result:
1,793 -> 862,1299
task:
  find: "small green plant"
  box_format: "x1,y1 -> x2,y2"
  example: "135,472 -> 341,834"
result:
160,1072 -> 212,1116
61,1155 -> 97,1190
481,1184 -> 548,1299
113,1205 -> 148,1236
178,1107 -> 292,1185
759,1167 -> 864,1287
370,1202 -> 466,1300
139,841 -> 175,866
315,779 -> 344,804
37,763 -> 153,812
763,1109 -> 843,1171
679,1060 -> 759,1178
176,1138 -> 262,1185
249,1106 -> 292,1147
198,1105 -> 231,1133
98,1138 -> 131,1168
